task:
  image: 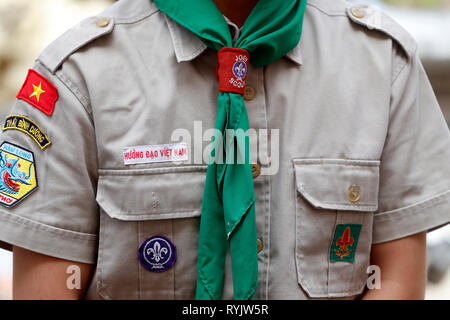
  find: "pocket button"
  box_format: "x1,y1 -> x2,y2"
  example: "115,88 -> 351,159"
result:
347,185 -> 361,203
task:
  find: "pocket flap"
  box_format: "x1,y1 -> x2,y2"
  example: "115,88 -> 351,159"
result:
293,159 -> 380,212
96,165 -> 207,221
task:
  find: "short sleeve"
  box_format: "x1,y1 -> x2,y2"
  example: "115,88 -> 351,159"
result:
373,52 -> 450,244
0,62 -> 99,263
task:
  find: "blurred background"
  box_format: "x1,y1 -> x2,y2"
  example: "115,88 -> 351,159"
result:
0,0 -> 449,299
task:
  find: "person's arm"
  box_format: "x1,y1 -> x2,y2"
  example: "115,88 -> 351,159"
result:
13,246 -> 94,300
362,231 -> 427,300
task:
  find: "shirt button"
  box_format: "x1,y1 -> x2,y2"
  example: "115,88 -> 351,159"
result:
252,163 -> 261,179
350,7 -> 366,19
348,185 -> 361,203
244,85 -> 256,101
96,17 -> 111,28
257,238 -> 263,253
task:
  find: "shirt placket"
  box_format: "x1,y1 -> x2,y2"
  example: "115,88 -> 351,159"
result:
245,63 -> 270,300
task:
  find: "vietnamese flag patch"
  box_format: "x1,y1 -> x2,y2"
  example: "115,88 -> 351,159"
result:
16,69 -> 58,116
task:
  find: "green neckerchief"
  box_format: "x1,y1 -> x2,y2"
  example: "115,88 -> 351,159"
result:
154,0 -> 307,300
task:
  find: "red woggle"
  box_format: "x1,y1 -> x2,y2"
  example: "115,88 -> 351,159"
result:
216,47 -> 250,95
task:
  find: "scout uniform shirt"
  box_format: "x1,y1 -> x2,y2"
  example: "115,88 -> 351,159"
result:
1,0 -> 450,299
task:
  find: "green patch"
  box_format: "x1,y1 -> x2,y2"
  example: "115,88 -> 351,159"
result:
330,224 -> 362,263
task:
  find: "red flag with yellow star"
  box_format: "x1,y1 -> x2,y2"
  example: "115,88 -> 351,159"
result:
16,69 -> 58,116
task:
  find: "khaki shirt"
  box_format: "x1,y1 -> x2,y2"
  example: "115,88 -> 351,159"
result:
1,0 -> 450,299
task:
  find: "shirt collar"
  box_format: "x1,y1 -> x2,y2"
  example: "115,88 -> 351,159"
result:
164,13 -> 303,66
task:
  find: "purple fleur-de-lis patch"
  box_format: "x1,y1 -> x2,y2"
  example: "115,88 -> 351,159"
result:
138,235 -> 177,272
232,60 -> 247,81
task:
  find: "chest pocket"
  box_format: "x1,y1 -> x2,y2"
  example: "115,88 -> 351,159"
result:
94,165 -> 207,300
293,158 -> 380,298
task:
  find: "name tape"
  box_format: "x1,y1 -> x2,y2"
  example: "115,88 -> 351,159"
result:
123,142 -> 188,165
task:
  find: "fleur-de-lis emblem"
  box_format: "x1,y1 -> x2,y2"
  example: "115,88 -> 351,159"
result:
334,227 -> 354,259
146,241 -> 168,262
139,236 -> 177,272
330,224 -> 362,263
233,62 -> 247,80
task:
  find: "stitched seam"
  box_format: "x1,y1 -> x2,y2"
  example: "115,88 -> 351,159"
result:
326,286 -> 366,298
164,14 -> 185,58
164,13 -> 208,61
98,165 -> 208,175
375,189 -> 450,217
97,195 -> 201,218
297,185 -> 377,209
292,159 -> 380,167
56,71 -> 94,123
306,2 -> 348,17
182,45 -> 208,62
327,213 -> 338,296
261,66 -> 270,300
373,191 -> 450,244
0,232 -> 94,263
294,162 -> 379,168
137,220 -> 142,300
391,57 -> 408,85
104,210 -> 201,217
295,163 -> 379,168
171,219 -> 175,300
36,61 -> 94,125
114,9 -> 160,25
0,209 -> 97,240
97,211 -> 113,300
56,71 -> 89,107
316,203 -> 375,209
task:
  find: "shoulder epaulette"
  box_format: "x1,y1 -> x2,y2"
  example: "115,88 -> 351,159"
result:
37,16 -> 114,74
37,0 -> 161,74
346,4 -> 417,58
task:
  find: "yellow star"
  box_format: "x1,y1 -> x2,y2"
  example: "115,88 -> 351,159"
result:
29,82 -> 45,102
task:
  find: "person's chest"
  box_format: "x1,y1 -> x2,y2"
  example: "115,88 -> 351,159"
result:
79,24 -> 392,299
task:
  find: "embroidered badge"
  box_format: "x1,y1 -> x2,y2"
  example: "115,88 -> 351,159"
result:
138,235 -> 177,272
232,58 -> 248,82
0,142 -> 38,207
123,142 -> 188,165
216,47 -> 250,95
3,115 -> 51,150
16,69 -> 58,116
330,224 -> 362,263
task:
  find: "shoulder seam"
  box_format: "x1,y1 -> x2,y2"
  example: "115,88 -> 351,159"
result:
56,70 -> 94,124
306,2 -> 347,17
36,61 -> 94,125
391,56 -> 408,85
113,8 -> 160,25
